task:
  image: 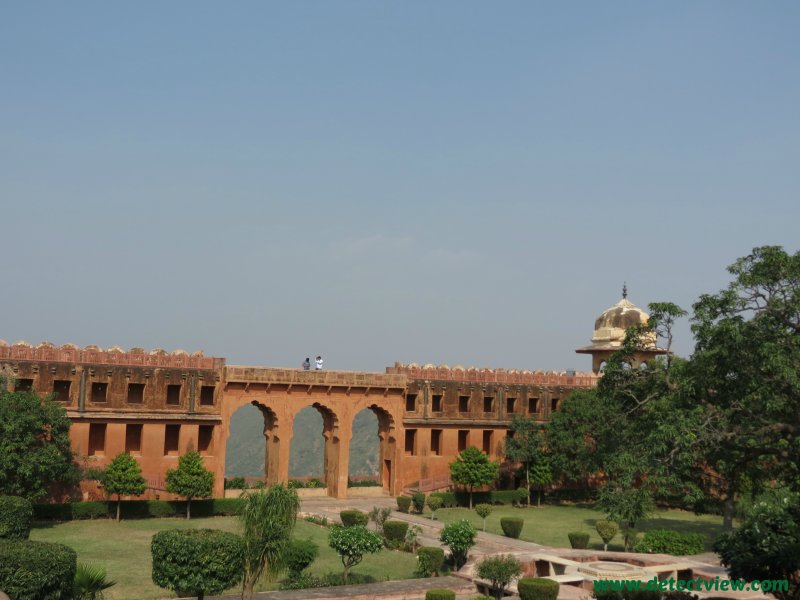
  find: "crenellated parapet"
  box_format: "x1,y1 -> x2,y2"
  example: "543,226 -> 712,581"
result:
225,366 -> 407,390
0,340 -> 224,370
386,362 -> 599,387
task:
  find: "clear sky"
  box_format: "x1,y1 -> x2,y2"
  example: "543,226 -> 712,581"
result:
2,2 -> 798,372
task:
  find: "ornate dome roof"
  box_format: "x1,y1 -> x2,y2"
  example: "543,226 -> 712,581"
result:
591,297 -> 650,345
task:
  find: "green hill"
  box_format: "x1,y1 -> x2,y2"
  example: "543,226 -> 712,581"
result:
225,404 -> 380,478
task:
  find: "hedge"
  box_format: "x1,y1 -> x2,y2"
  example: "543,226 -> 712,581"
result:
33,498 -> 244,521
428,489 -> 525,508
568,531 -> 590,549
415,546 -> 445,577
425,589 -> 455,600
340,510 -> 369,527
0,539 -> 77,600
633,529 -> 705,555
0,496 -> 33,540
285,538 -> 319,575
500,517 -> 524,539
518,577 -> 560,600
412,492 -> 426,514
396,496 -> 412,513
383,520 -> 409,544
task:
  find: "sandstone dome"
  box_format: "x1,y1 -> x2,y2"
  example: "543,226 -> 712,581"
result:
591,297 -> 651,347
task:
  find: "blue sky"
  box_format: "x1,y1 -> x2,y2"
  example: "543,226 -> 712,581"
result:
2,2 -> 798,371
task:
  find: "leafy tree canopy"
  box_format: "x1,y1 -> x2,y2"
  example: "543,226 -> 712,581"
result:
100,453 -> 147,521
449,446 -> 499,508
165,451 -> 214,519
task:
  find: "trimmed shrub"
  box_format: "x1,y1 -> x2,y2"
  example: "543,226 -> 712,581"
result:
440,519 -> 477,569
518,577 -> 560,600
634,529 -> 705,555
340,510 -> 369,527
415,546 -> 445,577
568,531 -> 590,549
428,491 -> 457,508
397,496 -> 412,513
596,519 -> 619,551
475,503 -> 493,531
412,492 -> 426,514
516,487 -> 531,506
33,502 -> 72,520
0,539 -> 77,600
427,489 -> 528,508
151,528 -> 245,598
71,501 -> 110,520
225,476 -> 246,489
383,520 -> 409,547
286,538 -> 319,575
425,589 -> 456,600
0,495 -> 33,540
500,517 -> 524,539
426,495 -> 443,519
211,498 -> 244,515
33,498 -> 244,522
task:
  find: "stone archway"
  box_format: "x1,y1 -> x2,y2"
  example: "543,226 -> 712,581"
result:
288,401 -> 344,498
252,402 -> 282,486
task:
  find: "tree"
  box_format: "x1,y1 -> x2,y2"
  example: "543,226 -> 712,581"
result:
528,460 -> 553,508
166,451 -> 214,519
239,485 -> 299,600
449,446 -> 499,509
439,519 -> 477,570
476,555 -> 523,600
504,416 -> 547,507
327,524 -> 383,584
99,453 -> 147,521
0,381 -> 79,501
595,520 -> 619,552
691,246 -> 800,528
426,495 -> 443,520
475,503 -> 492,531
714,489 -> 800,600
151,529 -> 244,600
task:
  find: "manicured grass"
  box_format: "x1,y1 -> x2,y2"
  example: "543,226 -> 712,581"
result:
433,504 -> 726,552
31,516 -> 418,600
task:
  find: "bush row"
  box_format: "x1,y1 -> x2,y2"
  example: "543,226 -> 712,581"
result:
428,489 -> 527,508
633,529 -> 705,555
33,498 -> 244,521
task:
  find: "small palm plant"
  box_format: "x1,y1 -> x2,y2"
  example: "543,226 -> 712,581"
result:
74,563 -> 116,600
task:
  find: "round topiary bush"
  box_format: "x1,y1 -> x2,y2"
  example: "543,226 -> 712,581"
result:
595,519 -> 619,551
285,538 -> 319,575
500,517 -> 524,539
0,539 -> 77,599
412,492 -> 426,514
0,495 -> 33,540
151,528 -> 245,599
397,496 -> 412,513
340,510 -> 368,527
568,531 -> 590,549
415,546 -> 445,577
518,577 -> 560,600
383,520 -> 409,546
425,589 -> 456,600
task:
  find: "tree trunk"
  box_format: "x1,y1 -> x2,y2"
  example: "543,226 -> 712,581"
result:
343,565 -> 349,585
198,592 -> 204,600
187,498 -> 191,519
537,489 -> 542,508
483,517 -> 486,532
722,493 -> 735,530
241,577 -> 254,600
116,496 -> 121,522
526,465 -> 531,507
469,486 -> 473,509
603,542 -> 608,551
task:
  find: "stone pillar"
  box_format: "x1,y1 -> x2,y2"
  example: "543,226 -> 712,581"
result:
326,430 -> 350,499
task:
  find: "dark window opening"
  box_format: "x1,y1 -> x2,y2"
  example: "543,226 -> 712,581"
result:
432,394 -> 443,412
166,384 -> 181,405
551,398 -> 559,412
200,386 -> 215,406
199,425 -> 214,454
483,430 -> 493,454
88,423 -> 107,456
91,382 -> 108,403
14,378 -> 33,392
458,395 -> 469,413
127,383 -> 145,404
506,397 -> 516,414
164,424 -> 180,455
458,430 -> 469,452
528,398 -> 539,414
125,424 -> 143,454
431,429 -> 443,456
53,380 -> 71,403
405,393 -> 417,412
404,429 -> 417,455
483,396 -> 494,413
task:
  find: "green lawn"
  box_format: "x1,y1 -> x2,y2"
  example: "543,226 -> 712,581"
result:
433,504 -> 727,551
31,517 -> 418,600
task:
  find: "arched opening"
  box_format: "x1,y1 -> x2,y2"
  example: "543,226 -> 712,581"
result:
225,402 -> 280,486
348,405 -> 396,493
289,403 -> 340,495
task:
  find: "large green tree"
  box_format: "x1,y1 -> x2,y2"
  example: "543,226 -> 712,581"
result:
100,453 -> 147,521
165,451 -> 214,519
691,246 -> 800,528
504,416 -> 548,507
449,446 -> 499,509
0,381 -> 79,501
327,524 -> 383,584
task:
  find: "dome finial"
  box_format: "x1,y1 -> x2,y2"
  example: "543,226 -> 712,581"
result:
622,282 -> 628,299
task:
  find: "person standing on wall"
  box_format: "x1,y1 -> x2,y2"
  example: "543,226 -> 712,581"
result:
302,357 -> 311,370
315,356 -> 323,370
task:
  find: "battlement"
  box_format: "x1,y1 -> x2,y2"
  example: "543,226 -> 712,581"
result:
0,340 -> 224,371
387,362 -> 599,387
225,365 -> 407,389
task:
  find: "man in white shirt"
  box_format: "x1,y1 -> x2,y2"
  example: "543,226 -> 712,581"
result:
315,356 -> 323,370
